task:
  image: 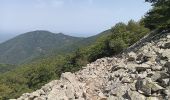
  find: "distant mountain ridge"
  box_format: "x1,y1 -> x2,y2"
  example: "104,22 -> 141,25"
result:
0,30 -> 108,64
0,30 -> 84,64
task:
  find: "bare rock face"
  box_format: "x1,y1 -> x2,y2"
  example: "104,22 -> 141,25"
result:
13,33 -> 170,100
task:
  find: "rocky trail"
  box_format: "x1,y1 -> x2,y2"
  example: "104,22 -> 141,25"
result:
12,32 -> 170,100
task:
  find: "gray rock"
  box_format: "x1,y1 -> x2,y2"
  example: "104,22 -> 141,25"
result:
163,42 -> 170,49
127,90 -> 146,100
146,97 -> 159,100
160,78 -> 170,87
167,35 -> 170,39
136,78 -> 164,96
151,65 -> 162,71
128,52 -> 137,61
164,62 -> 170,73
121,77 -> 132,83
136,64 -> 151,72
162,49 -> 170,60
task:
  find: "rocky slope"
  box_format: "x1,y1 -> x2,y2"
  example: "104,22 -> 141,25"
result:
12,32 -> 170,100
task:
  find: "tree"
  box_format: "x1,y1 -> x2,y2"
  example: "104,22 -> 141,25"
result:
145,0 -> 158,3
144,0 -> 170,30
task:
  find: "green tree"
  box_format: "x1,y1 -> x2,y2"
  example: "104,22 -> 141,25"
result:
144,0 -> 170,30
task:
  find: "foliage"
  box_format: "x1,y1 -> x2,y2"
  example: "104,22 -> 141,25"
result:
86,20 -> 149,62
0,64 -> 17,74
143,0 -> 170,30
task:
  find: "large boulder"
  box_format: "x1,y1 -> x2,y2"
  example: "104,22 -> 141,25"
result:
136,78 -> 164,96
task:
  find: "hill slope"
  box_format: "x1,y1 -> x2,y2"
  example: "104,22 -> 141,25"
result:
0,30 -> 111,65
15,32 -> 170,100
0,64 -> 17,74
0,31 -> 84,64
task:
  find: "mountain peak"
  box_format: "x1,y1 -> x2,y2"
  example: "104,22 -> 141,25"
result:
0,31 -> 83,64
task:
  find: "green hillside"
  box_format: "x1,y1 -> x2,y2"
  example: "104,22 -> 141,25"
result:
0,31 -> 84,64
0,20 -> 150,99
0,64 -> 17,74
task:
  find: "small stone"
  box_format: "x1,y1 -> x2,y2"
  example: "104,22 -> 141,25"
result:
127,90 -> 146,100
151,65 -> 162,71
98,92 -> 106,99
121,77 -> 132,83
146,97 -> 159,100
163,42 -> 170,49
107,96 -> 119,100
136,64 -> 150,72
137,71 -> 147,79
128,52 -> 137,61
160,78 -> 170,87
164,62 -> 170,73
167,35 -> 170,39
162,49 -> 170,60
130,81 -> 137,91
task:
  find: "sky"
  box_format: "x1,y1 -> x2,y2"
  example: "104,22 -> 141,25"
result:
0,0 -> 151,37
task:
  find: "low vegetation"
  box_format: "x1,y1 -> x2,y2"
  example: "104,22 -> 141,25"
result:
0,64 -> 16,74
0,20 -> 150,99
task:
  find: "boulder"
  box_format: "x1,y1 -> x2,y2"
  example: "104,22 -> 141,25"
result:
128,52 -> 137,61
151,72 -> 162,81
136,78 -> 164,96
137,71 -> 147,79
151,65 -> 162,71
146,97 -> 159,100
162,49 -> 170,60
127,90 -> 146,100
160,78 -> 170,87
164,62 -> 170,73
164,86 -> 170,99
163,42 -> 170,49
136,64 -> 151,72
121,77 -> 132,83
167,35 -> 170,39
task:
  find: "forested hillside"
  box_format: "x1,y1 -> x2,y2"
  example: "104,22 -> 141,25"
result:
0,30 -> 109,65
0,64 -> 16,74
0,31 -> 84,64
0,20 -> 149,99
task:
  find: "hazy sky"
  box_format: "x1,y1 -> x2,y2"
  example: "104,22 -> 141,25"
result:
0,0 -> 151,36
